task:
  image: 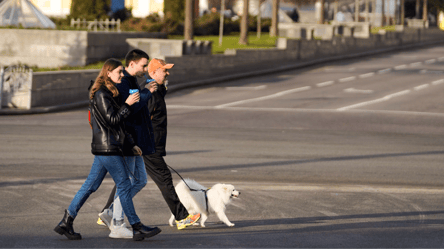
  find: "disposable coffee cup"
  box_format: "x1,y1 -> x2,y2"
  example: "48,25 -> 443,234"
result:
130,89 -> 139,102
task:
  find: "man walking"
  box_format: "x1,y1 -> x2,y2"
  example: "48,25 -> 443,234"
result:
144,58 -> 201,230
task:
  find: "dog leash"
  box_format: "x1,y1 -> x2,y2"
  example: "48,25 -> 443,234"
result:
167,164 -> 210,213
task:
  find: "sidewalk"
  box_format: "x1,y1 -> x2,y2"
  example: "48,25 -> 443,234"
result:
1,38 -> 443,115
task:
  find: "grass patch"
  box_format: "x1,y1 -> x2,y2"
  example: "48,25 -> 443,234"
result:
371,25 -> 397,34
169,32 -> 278,54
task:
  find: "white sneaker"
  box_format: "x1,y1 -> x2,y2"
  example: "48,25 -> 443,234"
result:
109,219 -> 133,239
98,209 -> 112,229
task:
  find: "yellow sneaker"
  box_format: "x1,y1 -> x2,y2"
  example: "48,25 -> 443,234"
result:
176,213 -> 201,230
97,217 -> 106,227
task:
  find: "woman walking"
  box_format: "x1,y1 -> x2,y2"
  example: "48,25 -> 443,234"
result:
54,58 -> 161,241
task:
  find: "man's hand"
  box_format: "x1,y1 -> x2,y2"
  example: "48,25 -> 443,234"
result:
132,145 -> 142,156
145,82 -> 158,93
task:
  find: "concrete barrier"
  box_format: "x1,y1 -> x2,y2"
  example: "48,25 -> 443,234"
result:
126,38 -> 213,60
0,29 -> 167,68
6,27 -> 444,109
278,22 -> 371,40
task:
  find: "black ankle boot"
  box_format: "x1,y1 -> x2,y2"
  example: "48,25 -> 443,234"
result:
131,222 -> 161,241
54,210 -> 82,240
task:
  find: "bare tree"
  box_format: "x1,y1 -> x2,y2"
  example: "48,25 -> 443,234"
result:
271,0 -> 279,36
239,0 -> 249,44
185,0 -> 193,40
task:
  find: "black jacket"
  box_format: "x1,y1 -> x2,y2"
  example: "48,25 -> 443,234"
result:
148,83 -> 168,156
115,70 -> 156,155
90,86 -> 135,156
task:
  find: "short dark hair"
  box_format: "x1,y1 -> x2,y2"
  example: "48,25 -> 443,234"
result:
125,49 -> 149,67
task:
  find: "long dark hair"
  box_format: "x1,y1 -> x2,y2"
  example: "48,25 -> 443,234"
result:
89,58 -> 122,99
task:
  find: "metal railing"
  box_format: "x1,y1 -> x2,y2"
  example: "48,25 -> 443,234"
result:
70,18 -> 121,32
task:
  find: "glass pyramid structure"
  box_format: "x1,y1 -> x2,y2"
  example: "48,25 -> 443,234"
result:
0,0 -> 56,28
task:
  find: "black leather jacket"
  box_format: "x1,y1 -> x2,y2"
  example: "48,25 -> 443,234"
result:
90,86 -> 135,156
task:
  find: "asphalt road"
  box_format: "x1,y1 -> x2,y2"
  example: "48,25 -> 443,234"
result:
1,45 -> 444,248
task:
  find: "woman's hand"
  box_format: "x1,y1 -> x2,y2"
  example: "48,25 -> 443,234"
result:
125,92 -> 140,106
132,145 -> 142,156
146,82 -> 158,93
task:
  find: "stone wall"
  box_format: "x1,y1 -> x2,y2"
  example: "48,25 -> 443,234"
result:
0,29 -> 166,68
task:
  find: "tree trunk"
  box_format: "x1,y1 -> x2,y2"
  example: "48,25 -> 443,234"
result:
271,0 -> 279,36
381,0 -> 385,26
334,0 -> 338,21
355,0 -> 360,22
319,0 -> 325,24
401,0 -> 405,25
423,0 -> 428,22
184,0 -> 193,40
365,0 -> 369,22
416,0 -> 420,18
257,0 -> 261,38
219,0 -> 225,45
239,0 -> 249,45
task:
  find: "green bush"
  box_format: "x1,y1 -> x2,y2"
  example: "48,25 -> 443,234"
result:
163,0 -> 184,22
69,0 -> 110,20
120,14 -> 183,34
193,13 -> 272,36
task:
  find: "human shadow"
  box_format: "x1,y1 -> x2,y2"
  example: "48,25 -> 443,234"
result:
176,150 -> 444,173
190,211 -> 444,237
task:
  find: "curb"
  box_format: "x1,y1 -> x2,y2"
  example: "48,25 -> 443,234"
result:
1,39 -> 444,115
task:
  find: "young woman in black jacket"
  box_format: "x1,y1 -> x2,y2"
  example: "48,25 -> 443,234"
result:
54,59 -> 161,241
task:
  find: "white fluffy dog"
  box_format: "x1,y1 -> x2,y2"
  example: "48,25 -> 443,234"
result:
168,179 -> 240,227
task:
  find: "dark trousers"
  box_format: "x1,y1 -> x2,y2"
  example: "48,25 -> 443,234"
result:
143,153 -> 189,221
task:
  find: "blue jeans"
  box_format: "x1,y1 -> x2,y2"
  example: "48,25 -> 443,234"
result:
112,156 -> 147,221
67,155 -> 142,225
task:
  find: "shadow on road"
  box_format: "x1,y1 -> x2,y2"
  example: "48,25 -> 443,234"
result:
177,150 -> 444,173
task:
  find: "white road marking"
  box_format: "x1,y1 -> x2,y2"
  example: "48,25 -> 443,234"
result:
167,105 -> 444,117
414,84 -> 429,91
316,81 -> 334,87
237,182 -> 444,194
425,59 -> 436,64
410,62 -> 422,67
432,79 -> 444,85
337,90 -> 411,111
215,86 -> 311,108
420,70 -> 444,74
344,88 -> 374,94
339,76 -> 356,82
394,64 -> 407,70
225,85 -> 267,90
359,72 -> 375,78
378,68 -> 392,74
